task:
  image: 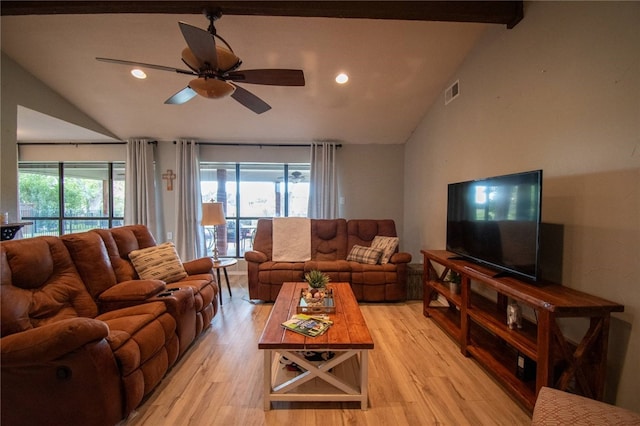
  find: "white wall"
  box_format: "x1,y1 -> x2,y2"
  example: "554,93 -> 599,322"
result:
1,54 -> 118,219
156,141 -> 405,244
337,144 -> 405,232
404,1 -> 639,409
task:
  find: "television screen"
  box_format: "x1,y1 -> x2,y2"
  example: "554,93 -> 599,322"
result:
446,170 -> 543,281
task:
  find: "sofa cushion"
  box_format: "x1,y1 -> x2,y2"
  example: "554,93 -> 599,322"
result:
347,219 -> 398,251
0,285 -> 32,336
97,302 -> 170,351
95,225 -> 157,282
128,243 -> 187,283
304,260 -> 351,272
111,225 -> 157,255
1,237 -> 99,330
346,244 -> 384,264
168,276 -> 216,312
61,231 -> 119,299
311,219 -> 348,261
371,236 -> 399,264
98,279 -> 166,302
0,317 -> 109,364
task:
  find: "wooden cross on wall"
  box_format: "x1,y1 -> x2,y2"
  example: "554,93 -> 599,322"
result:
162,169 -> 176,191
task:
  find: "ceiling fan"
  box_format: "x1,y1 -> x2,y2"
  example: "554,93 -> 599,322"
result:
277,171 -> 305,183
96,10 -> 305,114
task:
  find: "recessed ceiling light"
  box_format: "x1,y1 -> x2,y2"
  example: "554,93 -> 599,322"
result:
131,69 -> 147,79
335,73 -> 349,84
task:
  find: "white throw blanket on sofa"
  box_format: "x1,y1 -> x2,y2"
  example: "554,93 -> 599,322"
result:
272,217 -> 311,262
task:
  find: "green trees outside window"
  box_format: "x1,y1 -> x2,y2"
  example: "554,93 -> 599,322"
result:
18,162 -> 125,237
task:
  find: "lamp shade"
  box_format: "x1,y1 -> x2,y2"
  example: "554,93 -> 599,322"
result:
201,202 -> 226,226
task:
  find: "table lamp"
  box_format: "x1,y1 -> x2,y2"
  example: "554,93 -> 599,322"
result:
201,201 -> 226,262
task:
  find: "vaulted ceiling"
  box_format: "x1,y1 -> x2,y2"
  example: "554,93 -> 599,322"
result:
1,1 -> 523,144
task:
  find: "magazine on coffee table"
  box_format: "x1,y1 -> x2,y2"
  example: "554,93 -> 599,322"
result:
281,314 -> 333,337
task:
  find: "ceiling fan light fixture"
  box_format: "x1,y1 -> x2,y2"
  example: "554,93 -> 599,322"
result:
216,46 -> 241,72
181,47 -> 203,70
190,78 -> 235,99
182,46 -> 240,72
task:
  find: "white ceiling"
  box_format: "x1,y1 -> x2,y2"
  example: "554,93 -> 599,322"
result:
1,13 -> 488,144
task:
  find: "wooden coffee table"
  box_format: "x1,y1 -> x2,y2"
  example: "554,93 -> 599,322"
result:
258,282 -> 374,410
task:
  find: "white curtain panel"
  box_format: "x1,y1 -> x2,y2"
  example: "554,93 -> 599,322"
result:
308,142 -> 338,219
174,140 -> 204,260
124,139 -> 158,234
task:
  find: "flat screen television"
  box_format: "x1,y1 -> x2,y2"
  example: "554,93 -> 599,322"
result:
446,170 -> 543,281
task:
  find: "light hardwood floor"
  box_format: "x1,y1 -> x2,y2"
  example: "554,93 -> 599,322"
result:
123,275 -> 531,425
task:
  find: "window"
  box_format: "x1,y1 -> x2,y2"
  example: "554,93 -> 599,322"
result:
200,162 -> 309,258
18,162 -> 125,237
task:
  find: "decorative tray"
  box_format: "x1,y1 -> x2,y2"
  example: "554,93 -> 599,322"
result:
297,288 -> 335,314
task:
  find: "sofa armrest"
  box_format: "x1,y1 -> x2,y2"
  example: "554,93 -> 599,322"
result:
183,257 -> 214,275
98,279 -> 165,302
245,250 -> 268,263
1,317 -> 109,365
532,387 -> 640,425
390,252 -> 412,264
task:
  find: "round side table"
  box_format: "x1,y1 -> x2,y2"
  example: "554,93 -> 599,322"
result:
212,258 -> 237,305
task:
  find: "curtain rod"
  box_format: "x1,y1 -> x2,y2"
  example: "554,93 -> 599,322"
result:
17,141 -> 157,145
173,141 -> 342,148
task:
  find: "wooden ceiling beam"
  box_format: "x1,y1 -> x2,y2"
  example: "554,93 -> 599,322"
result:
1,1 -> 523,28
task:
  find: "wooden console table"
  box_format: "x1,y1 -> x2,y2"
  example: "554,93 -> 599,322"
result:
421,249 -> 624,412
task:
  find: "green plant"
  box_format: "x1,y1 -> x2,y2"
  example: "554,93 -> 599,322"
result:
304,270 -> 330,288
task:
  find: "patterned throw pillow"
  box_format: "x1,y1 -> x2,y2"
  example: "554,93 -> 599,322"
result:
128,242 -> 187,283
346,244 -> 384,265
371,236 -> 399,264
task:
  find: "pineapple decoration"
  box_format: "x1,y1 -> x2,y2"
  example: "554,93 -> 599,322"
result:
303,270 -> 330,305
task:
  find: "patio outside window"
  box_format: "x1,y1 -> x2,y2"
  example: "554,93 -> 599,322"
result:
200,162 -> 309,258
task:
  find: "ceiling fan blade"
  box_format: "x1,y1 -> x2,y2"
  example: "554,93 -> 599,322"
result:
227,69 -> 305,86
230,84 -> 272,114
96,57 -> 195,75
179,22 -> 218,70
164,87 -> 197,105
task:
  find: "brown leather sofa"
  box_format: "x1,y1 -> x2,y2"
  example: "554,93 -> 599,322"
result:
0,226 -> 219,426
245,219 -> 411,302
92,225 -> 218,354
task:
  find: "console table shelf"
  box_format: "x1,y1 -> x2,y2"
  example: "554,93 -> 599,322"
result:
468,293 -> 539,360
421,249 -> 624,412
1,222 -> 32,241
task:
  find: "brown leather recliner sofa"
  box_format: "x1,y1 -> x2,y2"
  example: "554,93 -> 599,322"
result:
90,225 -> 218,354
245,219 -> 411,302
0,225 -> 219,426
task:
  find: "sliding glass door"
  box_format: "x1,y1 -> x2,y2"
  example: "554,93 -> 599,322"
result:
200,162 -> 309,257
